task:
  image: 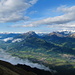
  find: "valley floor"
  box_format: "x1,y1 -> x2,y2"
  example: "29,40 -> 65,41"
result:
10,51 -> 75,75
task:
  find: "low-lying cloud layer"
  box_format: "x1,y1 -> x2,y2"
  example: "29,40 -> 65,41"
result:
0,49 -> 51,71
0,0 -> 37,22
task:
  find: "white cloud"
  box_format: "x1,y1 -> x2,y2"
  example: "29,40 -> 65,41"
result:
20,12 -> 75,26
29,0 -> 38,4
57,5 -> 75,13
13,5 -> 75,31
3,37 -> 13,42
11,24 -> 36,27
0,0 -> 38,22
47,22 -> 75,31
48,22 -> 75,27
12,38 -> 22,43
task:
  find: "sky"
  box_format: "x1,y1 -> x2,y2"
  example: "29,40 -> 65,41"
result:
0,0 -> 75,33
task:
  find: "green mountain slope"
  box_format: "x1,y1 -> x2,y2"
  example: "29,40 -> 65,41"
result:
6,32 -> 75,60
42,32 -> 75,49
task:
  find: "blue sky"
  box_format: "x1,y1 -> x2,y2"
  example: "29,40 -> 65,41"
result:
0,0 -> 75,33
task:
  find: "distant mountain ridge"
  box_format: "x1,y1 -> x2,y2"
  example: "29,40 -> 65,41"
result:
0,31 -> 75,54
0,31 -> 74,39
1,31 -> 73,56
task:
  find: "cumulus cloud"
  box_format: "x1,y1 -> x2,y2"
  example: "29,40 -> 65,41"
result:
0,0 -> 37,22
13,5 -> 75,31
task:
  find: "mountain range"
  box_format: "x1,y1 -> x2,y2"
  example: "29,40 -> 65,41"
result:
1,31 -> 75,54
0,31 -> 75,75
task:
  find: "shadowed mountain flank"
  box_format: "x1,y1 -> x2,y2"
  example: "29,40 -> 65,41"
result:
0,60 -> 52,75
